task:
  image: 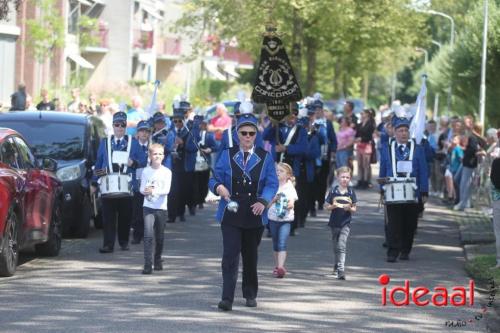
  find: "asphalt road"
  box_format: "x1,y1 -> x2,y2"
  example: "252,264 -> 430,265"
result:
0,187 -> 487,333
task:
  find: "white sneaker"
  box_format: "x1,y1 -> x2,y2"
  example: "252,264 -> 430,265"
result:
453,204 -> 463,211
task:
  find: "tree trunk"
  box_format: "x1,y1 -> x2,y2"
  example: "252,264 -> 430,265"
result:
291,9 -> 302,87
362,71 -> 369,104
304,35 -> 317,95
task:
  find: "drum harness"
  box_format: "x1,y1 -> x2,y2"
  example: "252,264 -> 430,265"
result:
104,135 -> 132,192
384,139 -> 417,202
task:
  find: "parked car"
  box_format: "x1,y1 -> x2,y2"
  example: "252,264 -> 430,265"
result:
0,128 -> 63,277
205,101 -> 238,120
0,111 -> 107,238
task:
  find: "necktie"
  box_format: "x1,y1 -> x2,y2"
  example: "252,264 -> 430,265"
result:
398,145 -> 405,155
142,145 -> 147,152
116,139 -> 121,147
243,152 -> 249,166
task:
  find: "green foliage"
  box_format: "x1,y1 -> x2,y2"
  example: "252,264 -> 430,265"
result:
78,15 -> 99,50
427,0 -> 500,127
25,0 -> 65,63
192,78 -> 229,103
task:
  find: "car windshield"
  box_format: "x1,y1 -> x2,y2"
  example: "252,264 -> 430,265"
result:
1,121 -> 85,160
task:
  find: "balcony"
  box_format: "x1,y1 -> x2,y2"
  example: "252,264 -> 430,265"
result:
213,46 -> 253,69
157,37 -> 181,60
84,23 -> 109,52
133,29 -> 154,50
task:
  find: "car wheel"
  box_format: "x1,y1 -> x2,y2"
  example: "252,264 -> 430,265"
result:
35,200 -> 62,257
73,194 -> 91,238
0,209 -> 19,277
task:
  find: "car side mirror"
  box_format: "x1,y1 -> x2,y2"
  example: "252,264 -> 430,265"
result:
41,157 -> 58,172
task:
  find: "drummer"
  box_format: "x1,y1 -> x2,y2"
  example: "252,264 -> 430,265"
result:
209,113 -> 278,311
92,111 -> 146,253
379,114 -> 428,262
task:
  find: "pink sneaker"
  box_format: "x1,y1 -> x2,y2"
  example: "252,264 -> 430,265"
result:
277,267 -> 286,278
273,267 -> 279,277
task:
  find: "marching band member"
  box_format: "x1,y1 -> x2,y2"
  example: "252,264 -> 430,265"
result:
219,101 -> 265,151
193,115 -> 217,209
92,111 -> 146,253
209,113 -> 278,311
131,120 -> 151,244
379,114 -> 428,262
151,111 -> 175,169
295,113 -> 321,232
167,102 -> 198,222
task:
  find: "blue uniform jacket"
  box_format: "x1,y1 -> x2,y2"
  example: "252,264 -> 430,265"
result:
93,135 -> 146,185
304,132 -> 321,182
379,140 -> 429,198
175,126 -> 199,172
219,126 -> 265,151
195,130 -> 218,165
262,123 -> 308,177
326,121 -> 338,153
208,148 -> 278,225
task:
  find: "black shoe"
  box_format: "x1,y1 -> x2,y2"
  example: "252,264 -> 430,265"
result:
382,242 -> 388,248
387,256 -> 397,263
99,246 -> 113,253
189,207 -> 196,216
167,217 -> 176,223
337,271 -> 346,280
399,253 -> 410,260
198,203 -> 204,209
131,238 -> 141,245
142,265 -> 153,275
154,261 -> 163,271
218,300 -> 232,311
245,299 -> 257,307
310,210 -> 317,217
120,244 -> 129,251
179,215 -> 186,222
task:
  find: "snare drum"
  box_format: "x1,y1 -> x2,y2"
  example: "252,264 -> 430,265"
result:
98,173 -> 132,198
383,178 -> 417,205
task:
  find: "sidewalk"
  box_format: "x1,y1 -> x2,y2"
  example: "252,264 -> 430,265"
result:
440,199 -> 500,333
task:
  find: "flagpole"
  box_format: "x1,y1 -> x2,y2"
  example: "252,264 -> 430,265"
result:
479,0 -> 488,135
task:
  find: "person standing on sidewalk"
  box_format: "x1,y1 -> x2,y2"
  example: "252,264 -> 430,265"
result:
139,143 -> 172,274
209,114 -> 278,311
490,144 -> 500,269
267,162 -> 298,278
325,166 -> 357,280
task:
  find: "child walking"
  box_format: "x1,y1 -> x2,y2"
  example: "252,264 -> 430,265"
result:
267,163 -> 298,278
324,166 -> 357,280
140,143 -> 172,274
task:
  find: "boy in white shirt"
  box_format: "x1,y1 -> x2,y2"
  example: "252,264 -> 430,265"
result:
140,143 -> 172,274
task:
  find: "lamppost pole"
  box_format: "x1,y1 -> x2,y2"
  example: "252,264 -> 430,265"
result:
479,0 -> 488,134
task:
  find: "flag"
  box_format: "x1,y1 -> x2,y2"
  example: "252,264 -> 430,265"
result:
410,75 -> 427,144
147,80 -> 160,117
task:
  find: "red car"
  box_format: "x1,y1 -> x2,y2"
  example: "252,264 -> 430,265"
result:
0,128 -> 63,277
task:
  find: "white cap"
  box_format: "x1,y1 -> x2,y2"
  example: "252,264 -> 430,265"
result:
313,92 -> 322,101
240,101 -> 253,114
298,107 -> 308,119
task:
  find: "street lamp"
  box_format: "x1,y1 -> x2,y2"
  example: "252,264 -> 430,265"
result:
415,47 -> 428,67
416,9 -> 455,114
479,0 -> 488,134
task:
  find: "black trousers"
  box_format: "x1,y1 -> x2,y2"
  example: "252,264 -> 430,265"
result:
221,223 -> 264,303
168,170 -> 194,219
132,191 -> 145,240
194,170 -> 210,205
315,160 -> 330,208
386,203 -> 419,258
102,196 -> 132,249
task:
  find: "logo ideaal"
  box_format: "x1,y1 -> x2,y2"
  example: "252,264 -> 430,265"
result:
378,274 -> 475,307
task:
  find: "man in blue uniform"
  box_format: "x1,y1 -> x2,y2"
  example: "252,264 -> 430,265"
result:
379,115 -> 428,262
92,111 -> 146,253
167,102 -> 198,222
209,113 -> 278,311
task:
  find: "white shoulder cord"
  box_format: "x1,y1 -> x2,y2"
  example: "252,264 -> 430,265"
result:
280,125 -> 297,163
107,135 -> 132,174
228,128 -> 233,148
390,139 -> 415,178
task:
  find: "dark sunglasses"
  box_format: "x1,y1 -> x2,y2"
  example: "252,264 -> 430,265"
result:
173,119 -> 183,124
239,131 -> 256,137
113,123 -> 126,128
